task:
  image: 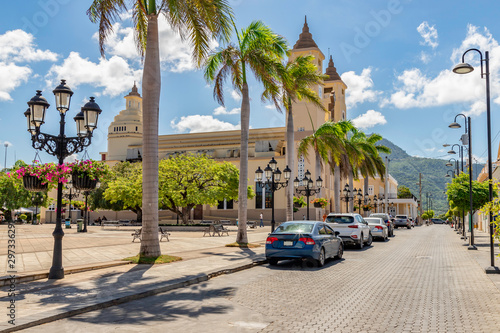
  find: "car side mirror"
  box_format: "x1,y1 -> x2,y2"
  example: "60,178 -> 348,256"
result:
335,231 -> 340,236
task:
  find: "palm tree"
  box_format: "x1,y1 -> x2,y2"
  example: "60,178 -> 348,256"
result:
204,21 -> 288,243
270,55 -> 327,221
88,0 -> 233,257
298,120 -> 355,211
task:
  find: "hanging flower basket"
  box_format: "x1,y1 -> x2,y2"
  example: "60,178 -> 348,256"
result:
294,202 -> 302,208
311,198 -> 328,208
72,171 -> 98,191
22,175 -> 48,192
314,202 -> 322,208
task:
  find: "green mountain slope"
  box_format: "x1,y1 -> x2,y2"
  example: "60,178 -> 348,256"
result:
379,138 -> 483,215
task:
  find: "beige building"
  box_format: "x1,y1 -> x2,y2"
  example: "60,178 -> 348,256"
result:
96,19 -> 415,223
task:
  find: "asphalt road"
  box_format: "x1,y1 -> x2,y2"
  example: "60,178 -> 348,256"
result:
22,224 -> 500,333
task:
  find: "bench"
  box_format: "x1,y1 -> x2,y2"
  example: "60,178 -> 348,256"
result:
102,221 -> 121,229
203,224 -> 229,237
159,227 -> 170,242
219,220 -> 232,225
200,220 -> 214,225
131,228 -> 141,242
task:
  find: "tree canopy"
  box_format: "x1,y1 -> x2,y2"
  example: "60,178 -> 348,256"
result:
397,186 -> 413,199
446,172 -> 493,214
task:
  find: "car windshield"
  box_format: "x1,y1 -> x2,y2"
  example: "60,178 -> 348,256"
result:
274,223 -> 314,234
396,216 -> 406,219
364,218 -> 382,224
326,216 -> 354,223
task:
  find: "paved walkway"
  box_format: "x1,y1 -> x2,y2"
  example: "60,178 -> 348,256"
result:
1,223 -> 500,332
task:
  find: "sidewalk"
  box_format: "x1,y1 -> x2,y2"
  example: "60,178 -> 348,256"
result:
0,224 -> 271,332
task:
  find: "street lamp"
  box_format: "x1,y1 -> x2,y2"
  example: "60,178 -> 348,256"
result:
3,142 -> 8,170
293,169 -> 322,220
447,143 -> 464,172
24,80 -> 102,279
355,188 -> 363,215
450,113 -> 476,250
445,170 -> 456,178
340,183 -> 353,213
364,193 -> 371,216
453,48 -> 497,272
255,158 -> 290,232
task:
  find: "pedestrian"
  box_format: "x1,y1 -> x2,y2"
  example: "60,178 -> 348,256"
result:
102,215 -> 107,221
302,214 -> 306,220
259,212 -> 264,227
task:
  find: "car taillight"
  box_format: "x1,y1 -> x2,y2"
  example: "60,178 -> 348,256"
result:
374,226 -> 383,230
298,237 -> 315,245
266,237 -> 278,244
348,225 -> 358,228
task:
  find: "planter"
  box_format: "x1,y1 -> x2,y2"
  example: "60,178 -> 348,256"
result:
363,208 -> 370,211
23,175 -> 48,192
314,202 -> 323,208
72,172 -> 98,191
294,202 -> 302,208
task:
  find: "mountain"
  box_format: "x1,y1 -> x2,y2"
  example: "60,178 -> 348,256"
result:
378,138 -> 484,215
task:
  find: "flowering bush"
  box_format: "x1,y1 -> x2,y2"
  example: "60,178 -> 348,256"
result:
71,160 -> 110,181
311,197 -> 328,208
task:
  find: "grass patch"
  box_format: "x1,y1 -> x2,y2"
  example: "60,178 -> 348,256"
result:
123,254 -> 183,265
225,242 -> 261,248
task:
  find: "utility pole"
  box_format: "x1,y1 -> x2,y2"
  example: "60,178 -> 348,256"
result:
385,156 -> 390,214
416,173 -> 422,225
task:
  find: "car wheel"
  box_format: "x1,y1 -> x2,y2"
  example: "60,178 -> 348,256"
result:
407,225 -> 411,229
335,243 -> 343,259
268,258 -> 278,266
390,229 -> 394,237
365,232 -> 373,246
317,248 -> 325,267
358,236 -> 364,249
384,233 -> 388,242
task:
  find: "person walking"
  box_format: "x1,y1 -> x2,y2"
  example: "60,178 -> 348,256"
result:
259,212 -> 264,227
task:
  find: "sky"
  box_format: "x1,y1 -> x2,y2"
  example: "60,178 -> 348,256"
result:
1,0 -> 500,169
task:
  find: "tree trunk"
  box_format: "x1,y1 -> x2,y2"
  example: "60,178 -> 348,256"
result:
364,176 -> 369,217
136,209 -> 142,223
285,104 -> 294,222
236,82 -> 250,243
315,154 -> 322,220
334,165 -> 340,212
140,14 -> 161,257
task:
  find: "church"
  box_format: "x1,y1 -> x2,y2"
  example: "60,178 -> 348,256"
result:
98,19 -> 417,222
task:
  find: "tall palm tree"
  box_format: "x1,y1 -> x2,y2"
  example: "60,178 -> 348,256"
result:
264,55 -> 327,221
88,0 -> 233,257
204,21 -> 288,243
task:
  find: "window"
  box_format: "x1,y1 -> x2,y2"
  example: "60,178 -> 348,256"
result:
325,225 -> 334,235
129,101 -> 131,107
298,155 -> 305,185
298,127 -> 305,132
136,126 -> 138,131
368,185 -> 374,195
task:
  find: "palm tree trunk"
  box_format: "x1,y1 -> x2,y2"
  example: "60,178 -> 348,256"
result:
315,154 -> 321,220
140,14 -> 161,257
364,176 -> 369,217
334,165 -> 340,212
236,82 -> 250,243
285,104 -> 294,222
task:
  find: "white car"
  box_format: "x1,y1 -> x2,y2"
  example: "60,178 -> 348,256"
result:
325,213 -> 372,249
364,217 -> 388,241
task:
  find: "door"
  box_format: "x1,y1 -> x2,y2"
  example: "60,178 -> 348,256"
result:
193,204 -> 203,220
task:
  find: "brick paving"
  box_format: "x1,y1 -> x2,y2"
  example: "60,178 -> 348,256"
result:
19,224 -> 500,332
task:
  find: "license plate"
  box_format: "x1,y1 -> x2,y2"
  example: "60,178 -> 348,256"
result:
283,241 -> 293,246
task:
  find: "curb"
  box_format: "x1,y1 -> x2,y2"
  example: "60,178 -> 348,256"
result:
1,257 -> 267,332
0,261 -> 132,287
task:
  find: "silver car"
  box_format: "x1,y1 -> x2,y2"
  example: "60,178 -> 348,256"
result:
364,217 -> 388,241
325,213 -> 372,249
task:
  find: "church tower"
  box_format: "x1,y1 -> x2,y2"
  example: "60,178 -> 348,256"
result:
104,83 -> 143,162
323,55 -> 347,122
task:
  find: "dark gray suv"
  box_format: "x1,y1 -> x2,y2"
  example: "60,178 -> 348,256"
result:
394,215 -> 411,229
369,213 -> 394,237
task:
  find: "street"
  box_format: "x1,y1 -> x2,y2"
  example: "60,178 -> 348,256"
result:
22,224 -> 500,333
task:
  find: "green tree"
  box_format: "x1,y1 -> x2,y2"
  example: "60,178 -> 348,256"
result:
397,185 -> 413,199
159,154 -> 253,224
204,21 -> 287,243
268,55 -> 327,221
88,0 -> 234,257
446,172 -> 492,214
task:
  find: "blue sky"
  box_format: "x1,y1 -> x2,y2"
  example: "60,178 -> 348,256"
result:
1,0 -> 500,168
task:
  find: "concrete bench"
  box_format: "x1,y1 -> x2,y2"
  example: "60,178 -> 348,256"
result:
102,221 -> 120,229
219,220 -> 232,225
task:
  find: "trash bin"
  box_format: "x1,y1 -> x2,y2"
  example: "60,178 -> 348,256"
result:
65,218 -> 71,228
77,219 -> 83,232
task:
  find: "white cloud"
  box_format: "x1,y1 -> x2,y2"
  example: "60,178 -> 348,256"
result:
420,51 -> 432,64
213,106 -> 240,115
384,25 -> 500,117
46,52 -> 142,97
341,68 -> 381,108
351,110 -> 387,129
63,154 -> 78,163
171,115 -> 240,133
0,63 -> 32,101
265,105 -> 276,110
417,21 -> 439,49
231,90 -> 241,102
95,18 -> 218,73
0,29 -> 58,62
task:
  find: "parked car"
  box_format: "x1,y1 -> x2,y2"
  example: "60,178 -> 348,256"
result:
364,217 -> 388,241
394,215 -> 411,229
325,213 -> 372,249
431,218 -> 445,224
265,221 -> 343,267
369,213 -> 394,237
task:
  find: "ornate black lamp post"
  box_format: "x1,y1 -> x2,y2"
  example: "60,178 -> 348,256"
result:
372,195 -> 378,213
364,194 -> 371,216
450,113 -> 476,250
255,157 -> 291,232
24,80 -> 102,279
340,183 -> 353,213
293,169 -> 322,220
355,188 -> 363,215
